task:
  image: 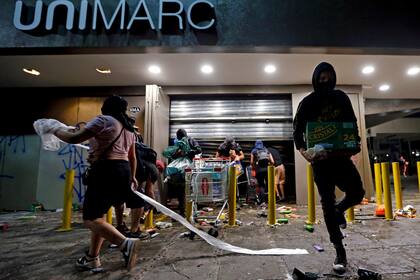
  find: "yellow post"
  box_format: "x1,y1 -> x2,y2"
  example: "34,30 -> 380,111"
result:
306,164 -> 316,225
228,166 -> 237,226
392,162 -> 404,210
145,210 -> 154,230
346,206 -> 355,223
267,166 -> 276,225
185,200 -> 193,223
106,207 -> 113,224
57,169 -> 75,232
417,162 -> 420,193
381,163 -> 393,221
374,163 -> 383,205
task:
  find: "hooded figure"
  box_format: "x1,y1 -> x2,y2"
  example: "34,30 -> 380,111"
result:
293,62 -> 360,151
217,136 -> 242,158
174,128 -> 201,160
292,62 -> 365,274
251,140 -> 265,154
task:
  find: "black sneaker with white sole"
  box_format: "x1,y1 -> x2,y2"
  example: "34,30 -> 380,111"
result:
333,245 -> 347,274
76,253 -> 104,273
120,238 -> 140,271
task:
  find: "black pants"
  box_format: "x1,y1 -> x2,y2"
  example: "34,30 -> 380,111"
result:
312,158 -> 365,245
256,167 -> 268,202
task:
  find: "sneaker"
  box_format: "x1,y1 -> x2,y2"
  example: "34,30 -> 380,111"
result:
116,223 -> 130,236
127,230 -> 149,240
333,246 -> 347,274
121,238 -> 140,271
335,208 -> 347,229
76,253 -> 104,273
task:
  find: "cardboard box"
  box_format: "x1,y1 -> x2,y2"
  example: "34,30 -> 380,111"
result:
306,122 -> 359,151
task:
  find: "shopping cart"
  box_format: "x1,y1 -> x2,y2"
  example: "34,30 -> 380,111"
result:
185,158 -> 230,236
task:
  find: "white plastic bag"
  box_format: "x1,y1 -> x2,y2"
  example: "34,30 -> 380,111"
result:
33,119 -> 71,151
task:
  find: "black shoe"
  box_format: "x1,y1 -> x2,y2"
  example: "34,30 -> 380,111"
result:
116,223 -> 130,236
121,238 -> 140,271
335,208 -> 347,229
76,253 -> 104,273
333,246 -> 347,274
127,230 -> 149,240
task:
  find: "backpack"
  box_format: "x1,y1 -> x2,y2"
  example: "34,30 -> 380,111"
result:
136,142 -> 157,164
256,148 -> 270,167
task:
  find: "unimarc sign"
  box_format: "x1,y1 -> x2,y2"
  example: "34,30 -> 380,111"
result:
14,0 -> 216,32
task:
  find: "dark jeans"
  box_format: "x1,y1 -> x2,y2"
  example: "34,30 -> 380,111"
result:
256,167 -> 268,202
312,158 -> 365,245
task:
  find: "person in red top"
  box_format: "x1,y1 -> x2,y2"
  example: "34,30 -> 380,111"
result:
54,96 -> 143,272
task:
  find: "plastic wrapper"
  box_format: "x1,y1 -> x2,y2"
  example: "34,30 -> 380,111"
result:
33,119 -> 73,151
165,157 -> 192,176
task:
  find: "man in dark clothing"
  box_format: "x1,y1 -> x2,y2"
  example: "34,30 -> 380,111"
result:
293,62 -> 365,274
175,129 -> 202,160
216,136 -> 245,161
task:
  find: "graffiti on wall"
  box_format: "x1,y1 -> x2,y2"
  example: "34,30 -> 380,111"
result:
57,144 -> 89,203
0,136 -> 26,179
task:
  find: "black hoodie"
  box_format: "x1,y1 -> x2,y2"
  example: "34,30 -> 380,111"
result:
293,62 -> 360,150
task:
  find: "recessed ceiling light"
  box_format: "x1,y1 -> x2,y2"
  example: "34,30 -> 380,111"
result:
264,64 -> 277,74
407,67 -> 420,76
201,65 -> 214,74
96,68 -> 111,74
23,68 -> 40,76
148,65 -> 161,74
362,66 -> 375,75
379,84 -> 390,92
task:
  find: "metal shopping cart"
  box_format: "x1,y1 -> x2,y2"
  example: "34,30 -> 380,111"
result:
184,158 -> 230,237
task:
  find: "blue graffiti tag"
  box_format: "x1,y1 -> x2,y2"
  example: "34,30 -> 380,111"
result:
0,135 -> 27,180
58,144 -> 89,202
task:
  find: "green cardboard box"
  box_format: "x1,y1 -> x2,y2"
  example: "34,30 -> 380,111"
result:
306,122 -> 359,151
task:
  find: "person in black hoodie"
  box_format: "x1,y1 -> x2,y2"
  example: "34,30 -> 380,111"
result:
293,62 -> 365,274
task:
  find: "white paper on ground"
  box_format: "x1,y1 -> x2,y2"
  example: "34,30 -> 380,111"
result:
134,191 -> 308,256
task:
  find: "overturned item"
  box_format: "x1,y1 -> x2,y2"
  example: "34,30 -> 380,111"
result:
135,191 -> 308,255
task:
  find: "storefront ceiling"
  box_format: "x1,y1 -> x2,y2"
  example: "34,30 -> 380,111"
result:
1,53 -> 420,99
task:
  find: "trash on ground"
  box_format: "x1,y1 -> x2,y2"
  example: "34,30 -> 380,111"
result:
202,207 -> 214,212
257,211 -> 268,218
357,268 -> 382,280
277,218 -> 289,224
305,224 -> 314,233
375,205 -> 385,217
292,267 -> 319,280
18,215 -> 37,220
395,205 -> 417,218
313,244 -> 324,252
0,223 -> 9,231
155,221 -> 172,229
246,221 -> 255,226
360,198 -> 369,205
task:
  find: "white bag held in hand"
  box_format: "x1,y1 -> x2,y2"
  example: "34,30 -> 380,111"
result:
33,119 -> 70,151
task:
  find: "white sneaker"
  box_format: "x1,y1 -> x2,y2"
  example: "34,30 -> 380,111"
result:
120,238 -> 140,271
76,253 -> 104,273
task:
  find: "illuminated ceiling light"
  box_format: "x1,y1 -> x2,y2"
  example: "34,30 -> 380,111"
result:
23,68 -> 40,76
362,66 -> 375,75
201,65 -> 214,74
379,84 -> 390,92
407,67 -> 420,76
148,65 -> 161,74
96,68 -> 112,74
264,64 -> 277,74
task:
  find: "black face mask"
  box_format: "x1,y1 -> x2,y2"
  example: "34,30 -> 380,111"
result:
317,80 -> 334,93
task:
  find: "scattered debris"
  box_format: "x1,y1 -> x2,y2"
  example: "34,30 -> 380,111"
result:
202,207 -> 213,212
292,268 -> 319,279
277,218 -> 289,224
18,215 -> 36,220
155,221 -> 172,229
257,211 -> 268,218
246,221 -> 255,226
313,244 -> 324,252
305,224 -> 314,233
360,198 -> 369,205
375,205 -> 385,217
358,268 -> 382,280
395,205 -> 416,218
0,223 -> 9,231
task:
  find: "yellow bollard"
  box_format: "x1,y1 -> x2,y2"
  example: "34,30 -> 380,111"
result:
267,166 -> 276,225
417,162 -> 420,193
381,163 -> 393,221
106,207 -> 113,224
228,166 -> 237,226
185,200 -> 193,223
374,163 -> 383,205
57,169 -> 75,232
145,210 -> 154,230
392,162 -> 404,210
346,206 -> 355,223
306,164 -> 316,225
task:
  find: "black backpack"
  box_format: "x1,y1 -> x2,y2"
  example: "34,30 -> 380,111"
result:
136,142 -> 157,164
256,148 -> 270,167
